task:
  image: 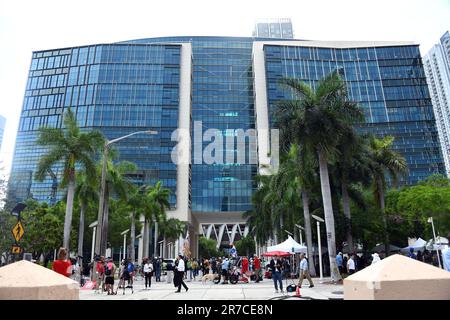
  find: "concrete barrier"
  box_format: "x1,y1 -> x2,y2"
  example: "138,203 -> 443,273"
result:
344,254 -> 450,300
0,260 -> 79,300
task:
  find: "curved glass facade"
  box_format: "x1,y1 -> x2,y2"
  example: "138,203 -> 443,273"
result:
264,44 -> 444,184
9,36 -> 445,214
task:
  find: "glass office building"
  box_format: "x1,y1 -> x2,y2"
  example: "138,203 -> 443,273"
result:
10,43 -> 182,204
424,32 -> 450,176
259,41 -> 445,184
0,115 -> 5,152
10,36 -> 445,256
252,18 -> 294,39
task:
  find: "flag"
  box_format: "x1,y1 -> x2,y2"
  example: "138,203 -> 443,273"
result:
183,230 -> 191,258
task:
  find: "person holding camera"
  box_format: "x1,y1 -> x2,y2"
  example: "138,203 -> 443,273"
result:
269,255 -> 284,294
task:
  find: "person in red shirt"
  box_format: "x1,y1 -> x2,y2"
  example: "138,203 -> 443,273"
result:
241,256 -> 249,277
52,247 -> 72,277
95,256 -> 105,291
253,254 -> 261,283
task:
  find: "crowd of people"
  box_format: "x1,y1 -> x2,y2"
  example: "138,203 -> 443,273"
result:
47,233 -> 449,296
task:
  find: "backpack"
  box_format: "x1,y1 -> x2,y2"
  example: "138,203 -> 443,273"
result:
127,263 -> 135,273
105,263 -> 112,276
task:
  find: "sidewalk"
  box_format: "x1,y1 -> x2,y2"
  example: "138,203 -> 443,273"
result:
79,277 -> 343,300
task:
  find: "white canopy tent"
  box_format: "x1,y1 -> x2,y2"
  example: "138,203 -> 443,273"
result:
401,237 -> 427,253
266,236 -> 307,254
426,237 -> 449,251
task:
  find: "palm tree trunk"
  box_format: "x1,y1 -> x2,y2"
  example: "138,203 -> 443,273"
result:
77,203 -> 86,257
130,211 -> 136,261
341,181 -> 354,253
301,188 -> 316,277
317,150 -> 341,282
279,214 -> 284,237
63,176 -> 76,251
271,207 -> 278,244
154,221 -> 158,256
100,189 -> 109,255
143,218 -> 148,259
377,179 -> 389,257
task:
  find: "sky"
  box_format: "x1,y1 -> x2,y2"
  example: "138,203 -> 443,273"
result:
0,0 -> 449,177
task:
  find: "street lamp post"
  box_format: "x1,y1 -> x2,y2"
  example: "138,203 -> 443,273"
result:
295,224 -> 304,245
284,229 -> 293,237
428,217 -> 442,268
312,215 -> 324,281
94,130 -> 158,258
121,229 -> 129,262
89,221 -> 98,263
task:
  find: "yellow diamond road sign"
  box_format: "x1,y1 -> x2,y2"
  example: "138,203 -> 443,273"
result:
12,221 -> 24,242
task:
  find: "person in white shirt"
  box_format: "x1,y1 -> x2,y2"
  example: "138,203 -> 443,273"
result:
442,233 -> 450,272
175,254 -> 188,293
371,252 -> 381,265
298,253 -> 314,288
347,254 -> 356,275
143,258 -> 154,289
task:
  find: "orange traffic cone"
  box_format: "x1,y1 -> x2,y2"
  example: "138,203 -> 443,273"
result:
296,285 -> 301,297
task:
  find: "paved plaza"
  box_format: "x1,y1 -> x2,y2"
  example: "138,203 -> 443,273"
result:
79,276 -> 343,300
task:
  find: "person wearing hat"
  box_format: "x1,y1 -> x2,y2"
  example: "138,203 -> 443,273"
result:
174,254 -> 188,293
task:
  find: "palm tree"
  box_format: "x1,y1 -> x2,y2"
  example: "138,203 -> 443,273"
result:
75,172 -> 98,260
122,185 -> 146,262
244,175 -> 274,246
35,108 -> 104,251
274,72 -> 364,281
100,157 -> 137,255
145,181 -> 171,257
273,143 -> 317,276
332,131 -> 371,253
367,135 -> 407,256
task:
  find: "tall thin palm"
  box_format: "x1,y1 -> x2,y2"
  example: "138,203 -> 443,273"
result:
273,143 -> 317,276
332,131 -> 371,252
146,181 -> 171,257
100,156 -> 137,254
274,72 -> 364,281
367,135 -> 407,256
243,176 -> 273,246
122,185 -> 146,261
35,108 -> 104,251
75,172 -> 98,259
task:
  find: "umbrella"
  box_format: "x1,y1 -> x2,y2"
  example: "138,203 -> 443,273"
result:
262,251 -> 291,257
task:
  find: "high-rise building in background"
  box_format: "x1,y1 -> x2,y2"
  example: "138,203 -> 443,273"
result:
424,31 -> 450,176
252,18 -> 294,39
0,115 -> 5,152
9,32 -> 445,257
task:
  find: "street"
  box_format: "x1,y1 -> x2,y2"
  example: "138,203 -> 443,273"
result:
79,276 -> 343,300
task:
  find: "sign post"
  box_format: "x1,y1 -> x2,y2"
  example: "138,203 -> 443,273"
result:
10,203 -> 26,261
